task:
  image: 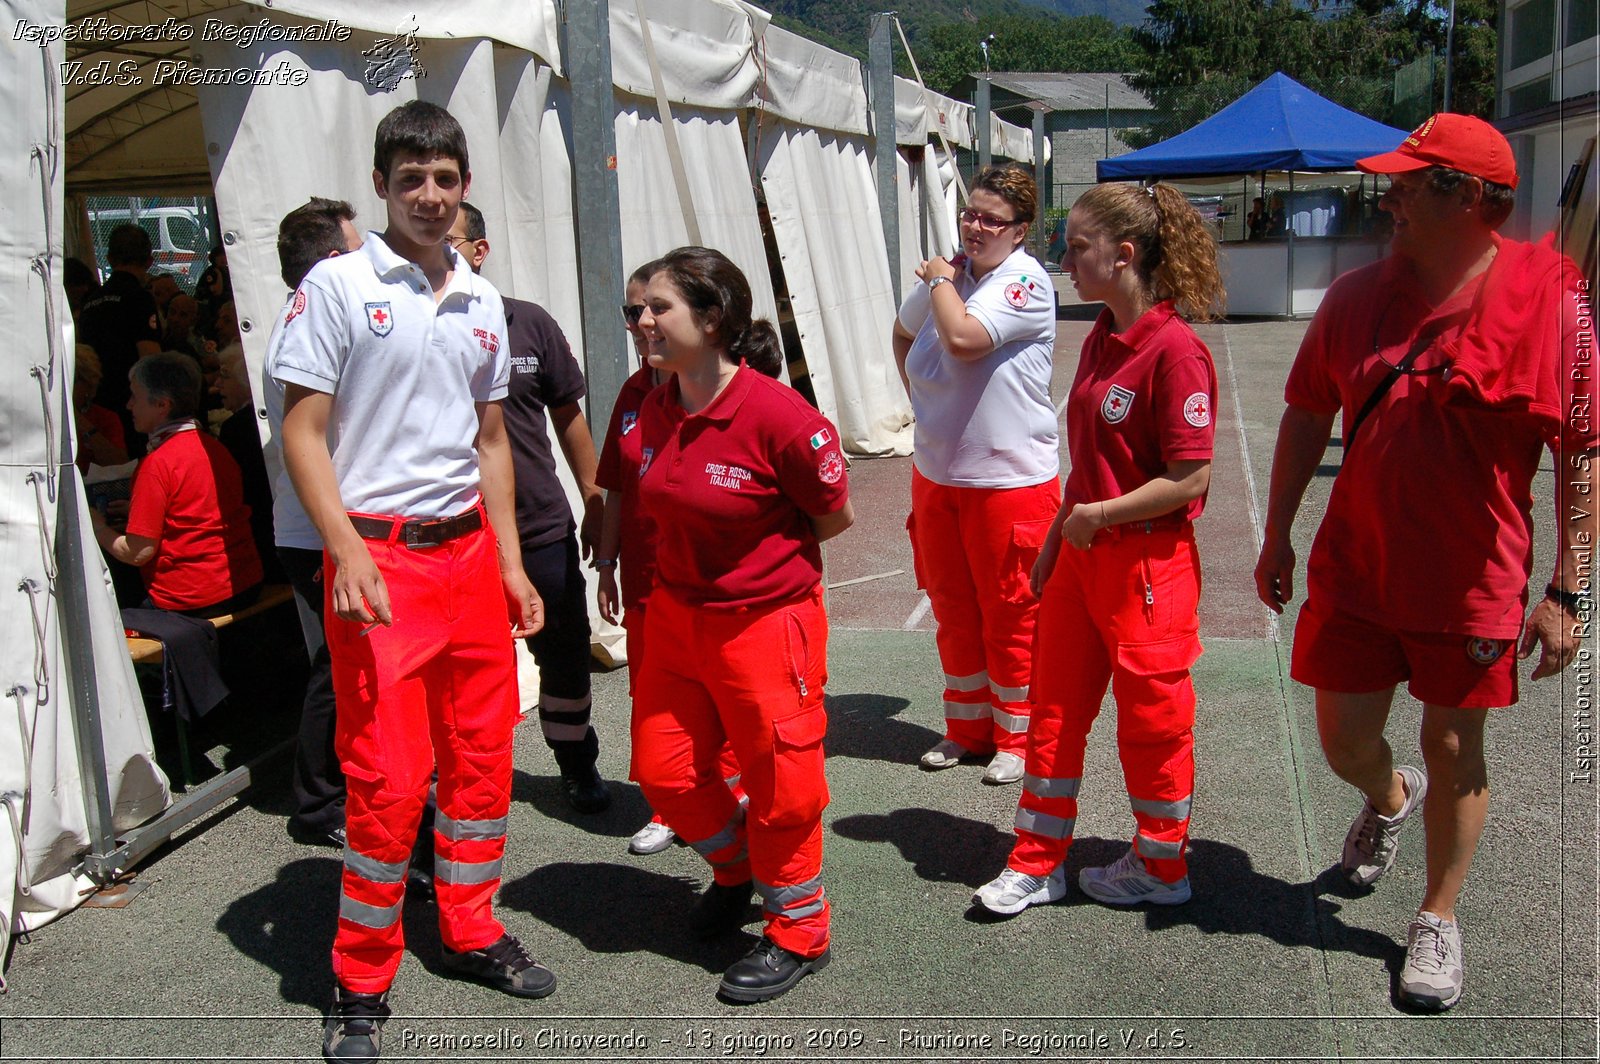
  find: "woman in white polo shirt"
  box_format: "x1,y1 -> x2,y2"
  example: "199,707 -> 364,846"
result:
892,164 -> 1060,787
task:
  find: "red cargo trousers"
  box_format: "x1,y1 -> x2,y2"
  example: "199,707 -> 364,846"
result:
324,514 -> 519,993
908,467 -> 1060,755
631,586 -> 830,958
1009,523 -> 1203,883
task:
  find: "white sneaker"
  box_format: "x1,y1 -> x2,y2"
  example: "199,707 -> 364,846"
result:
982,751 -> 1025,785
1399,911 -> 1464,1009
920,738 -> 970,770
973,866 -> 1067,915
1078,846 -> 1191,906
629,820 -> 676,855
1342,765 -> 1427,887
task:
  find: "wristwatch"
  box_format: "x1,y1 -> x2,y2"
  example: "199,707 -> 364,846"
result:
928,276 -> 953,292
1546,583 -> 1589,613
593,557 -> 618,570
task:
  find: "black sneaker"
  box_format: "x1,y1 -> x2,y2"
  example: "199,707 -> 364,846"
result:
440,933 -> 556,998
289,820 -> 347,849
322,985 -> 389,1062
718,938 -> 830,1003
560,763 -> 612,814
689,880 -> 756,938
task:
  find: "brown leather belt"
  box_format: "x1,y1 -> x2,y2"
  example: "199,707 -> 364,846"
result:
348,508 -> 483,549
1098,514 -> 1189,541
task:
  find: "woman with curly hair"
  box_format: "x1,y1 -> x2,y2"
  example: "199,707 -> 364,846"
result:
975,181 -> 1225,915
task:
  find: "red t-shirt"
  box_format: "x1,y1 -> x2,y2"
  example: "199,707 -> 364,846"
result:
1284,244 -> 1594,638
125,428 -> 264,611
595,365 -> 661,610
637,366 -> 849,610
1063,301 -> 1217,522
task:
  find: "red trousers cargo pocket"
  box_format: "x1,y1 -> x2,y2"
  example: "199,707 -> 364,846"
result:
762,705 -> 829,828
1115,634 -> 1203,677
1001,518 -> 1054,604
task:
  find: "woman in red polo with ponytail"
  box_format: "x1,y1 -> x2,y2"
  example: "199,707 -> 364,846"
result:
975,182 -> 1224,916
630,246 -> 853,1003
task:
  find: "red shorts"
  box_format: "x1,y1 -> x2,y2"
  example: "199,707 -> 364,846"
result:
1291,596 -> 1519,709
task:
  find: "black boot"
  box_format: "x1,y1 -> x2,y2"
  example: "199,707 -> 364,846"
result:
552,735 -> 611,814
718,938 -> 830,1003
689,880 -> 755,937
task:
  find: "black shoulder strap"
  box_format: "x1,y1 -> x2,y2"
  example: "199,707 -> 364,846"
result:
1342,338 -> 1428,456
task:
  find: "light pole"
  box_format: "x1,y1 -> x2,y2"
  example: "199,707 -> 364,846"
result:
1443,0 -> 1457,112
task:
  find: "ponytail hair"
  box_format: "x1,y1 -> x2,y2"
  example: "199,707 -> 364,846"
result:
654,245 -> 784,376
1072,182 -> 1226,322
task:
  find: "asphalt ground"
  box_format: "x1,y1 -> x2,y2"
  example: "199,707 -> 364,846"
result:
0,314 -> 1594,1063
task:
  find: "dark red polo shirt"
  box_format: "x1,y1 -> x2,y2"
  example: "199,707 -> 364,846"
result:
1063,300 -> 1217,522
595,365 -> 661,610
637,366 -> 848,610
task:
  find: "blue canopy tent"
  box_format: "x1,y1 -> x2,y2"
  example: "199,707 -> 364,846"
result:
1096,72 -> 1408,180
1095,73 -> 1408,316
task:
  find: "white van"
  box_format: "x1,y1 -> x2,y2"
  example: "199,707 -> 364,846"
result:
88,205 -> 209,287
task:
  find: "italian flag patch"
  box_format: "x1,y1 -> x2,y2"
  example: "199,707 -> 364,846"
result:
809,428 -> 833,450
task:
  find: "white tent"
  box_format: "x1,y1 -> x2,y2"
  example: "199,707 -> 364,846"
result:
4,0 -> 1040,975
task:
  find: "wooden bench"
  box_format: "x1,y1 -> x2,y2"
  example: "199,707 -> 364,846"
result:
125,583 -> 297,787
126,583 -> 296,664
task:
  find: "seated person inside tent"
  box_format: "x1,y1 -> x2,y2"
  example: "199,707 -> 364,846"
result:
73,343 -> 129,474
91,352 -> 264,618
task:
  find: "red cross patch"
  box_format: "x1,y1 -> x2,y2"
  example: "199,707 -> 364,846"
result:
365,301 -> 393,337
1101,384 -> 1135,424
285,289 -> 307,324
1183,392 -> 1211,428
1005,282 -> 1029,308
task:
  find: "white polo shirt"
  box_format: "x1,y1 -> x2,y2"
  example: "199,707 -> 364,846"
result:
272,232 -> 510,519
898,246 -> 1058,488
261,293 -> 324,550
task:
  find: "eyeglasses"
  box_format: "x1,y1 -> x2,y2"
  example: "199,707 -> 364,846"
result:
621,304 -> 645,324
959,208 -> 1023,232
447,235 -> 475,251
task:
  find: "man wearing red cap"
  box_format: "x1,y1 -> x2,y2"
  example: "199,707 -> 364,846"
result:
1255,113 -> 1595,1010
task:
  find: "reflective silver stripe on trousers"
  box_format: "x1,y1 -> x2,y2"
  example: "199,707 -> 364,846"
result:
989,681 -> 1029,703
943,699 -> 989,721
755,877 -> 826,919
690,807 -> 745,858
541,693 -> 591,715
1135,833 -> 1185,859
943,671 -> 989,692
343,847 -> 408,885
339,894 -> 403,930
433,812 -> 508,842
1023,774 -> 1081,800
1015,807 -> 1075,839
993,708 -> 1030,734
541,721 -> 592,742
1130,795 -> 1193,821
434,856 -> 504,886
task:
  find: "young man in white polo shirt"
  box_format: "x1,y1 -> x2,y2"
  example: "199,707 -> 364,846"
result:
275,101 -> 553,1063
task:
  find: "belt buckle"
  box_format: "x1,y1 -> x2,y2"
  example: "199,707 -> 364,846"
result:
401,518 -> 428,549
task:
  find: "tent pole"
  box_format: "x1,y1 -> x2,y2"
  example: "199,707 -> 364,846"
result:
565,0 -> 628,449
56,465 -> 119,882
976,76 -> 992,171
870,14 -> 901,306
1285,172 -> 1296,317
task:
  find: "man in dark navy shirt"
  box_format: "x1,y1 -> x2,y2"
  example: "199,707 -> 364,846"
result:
448,202 -> 610,813
78,224 -> 161,452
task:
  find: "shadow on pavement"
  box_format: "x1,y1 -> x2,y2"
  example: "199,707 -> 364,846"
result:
824,692 -> 938,766
833,808 -> 1016,888
213,855 -> 340,1008
511,769 -> 651,840
499,861 -> 753,974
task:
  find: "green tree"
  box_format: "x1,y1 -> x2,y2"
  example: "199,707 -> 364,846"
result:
913,14 -> 1140,94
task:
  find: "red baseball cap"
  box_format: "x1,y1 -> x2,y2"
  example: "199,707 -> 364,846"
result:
1357,113 -> 1518,189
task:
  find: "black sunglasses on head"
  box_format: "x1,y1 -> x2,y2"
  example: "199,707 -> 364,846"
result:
621,304 -> 645,324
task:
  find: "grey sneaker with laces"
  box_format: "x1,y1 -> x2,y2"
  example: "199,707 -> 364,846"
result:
322,985 -> 389,1062
1399,911 -> 1464,1009
1341,764 -> 1427,887
973,866 -> 1067,915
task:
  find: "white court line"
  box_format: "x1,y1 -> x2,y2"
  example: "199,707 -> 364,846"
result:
1221,327 -> 1279,641
902,593 -> 932,630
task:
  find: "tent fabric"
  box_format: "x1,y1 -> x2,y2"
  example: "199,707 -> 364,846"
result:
756,22 -> 869,137
613,99 -> 781,330
250,0 -> 561,68
758,122 -> 912,455
3,0 -> 171,969
1096,72 -> 1409,180
894,78 -> 975,150
609,0 -> 765,112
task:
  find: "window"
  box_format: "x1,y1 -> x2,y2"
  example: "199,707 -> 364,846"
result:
1569,0 -> 1598,46
1510,0 -> 1556,67
1508,76 -> 1552,115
